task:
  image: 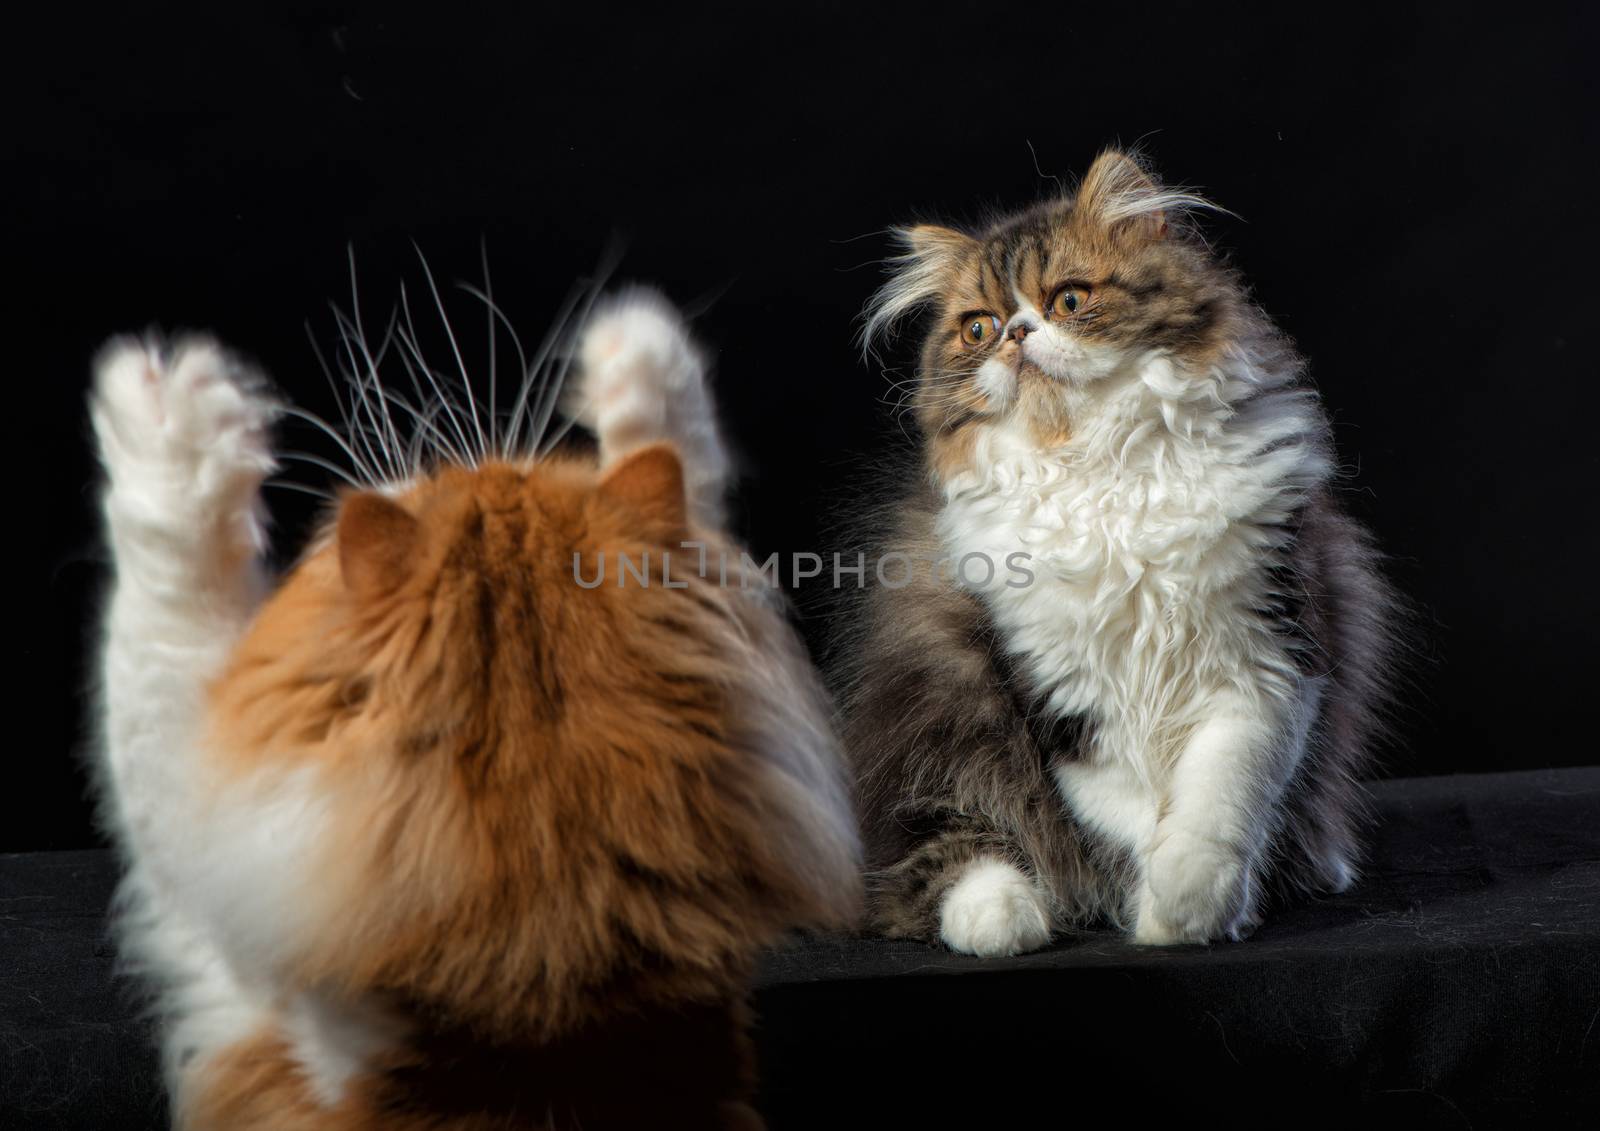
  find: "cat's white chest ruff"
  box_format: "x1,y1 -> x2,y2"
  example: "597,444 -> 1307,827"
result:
940,416 -> 1236,720
939,450 -> 1191,857
937,390 -> 1313,862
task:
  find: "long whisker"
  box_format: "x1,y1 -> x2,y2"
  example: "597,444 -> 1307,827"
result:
304,321 -> 380,485
368,386 -> 460,470
533,246 -> 622,460
456,280 -> 532,459
398,282 -> 477,464
297,245 -> 621,492
263,479 -> 336,501
342,249 -> 405,481
277,450 -> 365,488
380,313 -> 462,471
413,243 -> 487,462
479,239 -> 497,454
279,405 -> 376,478
331,305 -> 401,483
533,310 -> 602,460
506,283 -> 585,459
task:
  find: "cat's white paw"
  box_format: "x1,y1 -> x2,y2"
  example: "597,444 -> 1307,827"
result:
939,857 -> 1052,957
1134,832 -> 1255,946
92,337 -> 277,556
572,289 -> 703,444
572,288 -> 729,526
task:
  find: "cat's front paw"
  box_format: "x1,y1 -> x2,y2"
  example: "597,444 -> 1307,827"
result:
572,288 -> 702,445
92,336 -> 277,557
939,858 -> 1052,957
1134,832 -> 1256,946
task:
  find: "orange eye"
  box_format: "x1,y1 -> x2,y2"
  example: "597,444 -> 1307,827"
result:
1050,285 -> 1091,318
960,314 -> 1002,347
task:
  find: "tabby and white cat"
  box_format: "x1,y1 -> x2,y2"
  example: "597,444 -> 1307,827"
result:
838,150 -> 1397,955
89,287 -> 860,1128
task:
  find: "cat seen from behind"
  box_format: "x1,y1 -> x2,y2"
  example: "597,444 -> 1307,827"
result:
90,285 -> 861,1129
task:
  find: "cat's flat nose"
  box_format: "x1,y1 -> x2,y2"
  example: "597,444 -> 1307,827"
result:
1004,312 -> 1040,343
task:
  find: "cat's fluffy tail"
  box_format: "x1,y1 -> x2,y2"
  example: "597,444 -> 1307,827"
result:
572,288 -> 731,529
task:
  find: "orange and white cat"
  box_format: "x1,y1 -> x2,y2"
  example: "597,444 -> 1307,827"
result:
90,288 -> 860,1129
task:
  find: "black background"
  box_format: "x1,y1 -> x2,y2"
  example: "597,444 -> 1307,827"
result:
11,4 -> 1598,851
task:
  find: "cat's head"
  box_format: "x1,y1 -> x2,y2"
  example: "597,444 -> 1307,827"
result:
209,441 -> 859,1035
863,149 -> 1247,470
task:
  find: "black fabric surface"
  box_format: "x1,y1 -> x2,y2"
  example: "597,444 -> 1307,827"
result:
3,768 -> 1597,1129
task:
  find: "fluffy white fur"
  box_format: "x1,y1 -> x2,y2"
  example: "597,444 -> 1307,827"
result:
89,294 -> 778,1117
938,857 -> 1053,957
937,300 -> 1334,946
92,338 -> 295,1099
573,287 -> 731,530
92,339 -> 393,1109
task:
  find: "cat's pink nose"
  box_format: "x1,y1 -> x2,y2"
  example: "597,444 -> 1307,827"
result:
1004,312 -> 1040,342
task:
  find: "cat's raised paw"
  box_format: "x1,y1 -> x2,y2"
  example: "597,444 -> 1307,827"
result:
91,337 -> 277,542
938,857 -> 1052,957
573,289 -> 702,433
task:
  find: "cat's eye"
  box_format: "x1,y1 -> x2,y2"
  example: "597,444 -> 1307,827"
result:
1049,285 -> 1092,318
960,314 -> 1002,347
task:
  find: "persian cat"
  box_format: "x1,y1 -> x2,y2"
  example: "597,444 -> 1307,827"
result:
836,149 -> 1398,955
88,287 -> 860,1128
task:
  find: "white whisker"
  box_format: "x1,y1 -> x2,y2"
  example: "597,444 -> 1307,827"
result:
397,282 -> 477,464
277,450 -> 365,488
456,280 -> 535,458
478,239 -> 498,455
292,246 -> 594,494
341,250 -> 406,481
303,323 -> 381,485
412,243 -> 487,462
530,244 -> 621,457
263,479 -> 336,501
330,306 -> 398,482
507,283 -> 584,459
279,405 -> 375,478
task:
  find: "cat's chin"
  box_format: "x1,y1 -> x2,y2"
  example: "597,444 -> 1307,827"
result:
1018,359 -> 1111,388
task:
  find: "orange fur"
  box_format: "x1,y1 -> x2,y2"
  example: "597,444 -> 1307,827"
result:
193,444 -> 859,1128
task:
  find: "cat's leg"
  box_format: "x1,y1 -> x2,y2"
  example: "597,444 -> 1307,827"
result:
90,336 -> 280,1096
575,288 -> 731,529
92,335 -> 277,867
1133,678 -> 1323,945
846,531 -> 1082,956
940,857 -> 1053,957
117,863 -> 272,1107
873,810 -> 1053,957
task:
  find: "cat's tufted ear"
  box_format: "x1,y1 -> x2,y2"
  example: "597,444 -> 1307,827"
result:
900,224 -> 975,266
598,442 -> 687,542
338,492 -> 420,595
860,223 -> 978,358
1077,149 -> 1215,239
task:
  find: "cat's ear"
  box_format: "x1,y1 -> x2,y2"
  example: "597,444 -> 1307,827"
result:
860,223 -> 977,358
1077,149 -> 1216,239
900,224 -> 975,264
598,443 -> 687,542
338,492 -> 420,595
